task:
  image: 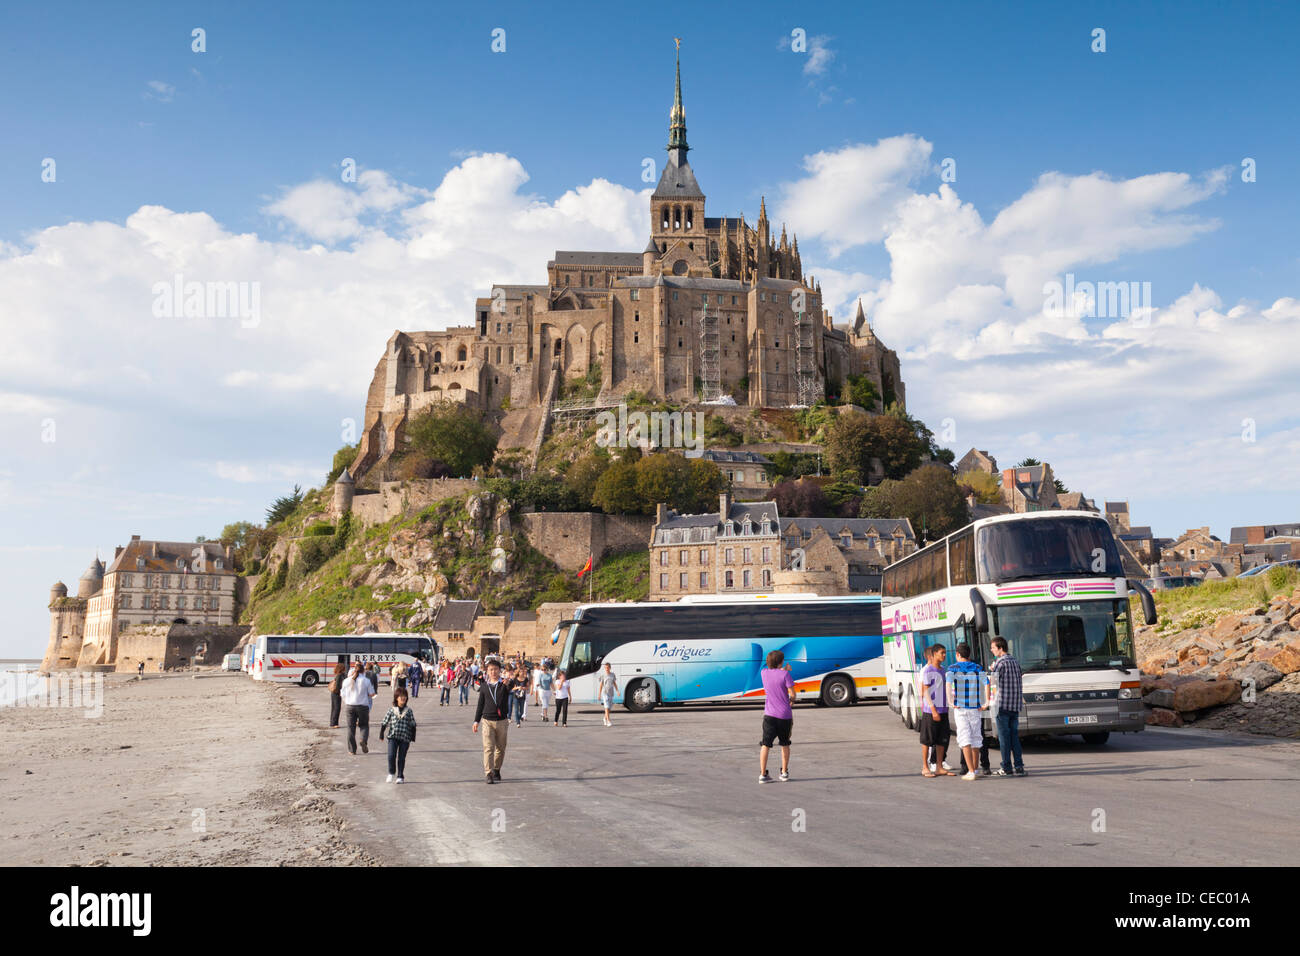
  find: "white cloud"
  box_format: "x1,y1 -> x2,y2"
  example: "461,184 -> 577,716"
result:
145,80 -> 174,102
804,35 -> 835,76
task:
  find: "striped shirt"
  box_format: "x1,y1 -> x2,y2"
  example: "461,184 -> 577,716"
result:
990,655 -> 1024,713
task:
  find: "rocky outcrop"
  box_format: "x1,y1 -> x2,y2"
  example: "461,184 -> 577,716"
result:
1137,588 -> 1300,737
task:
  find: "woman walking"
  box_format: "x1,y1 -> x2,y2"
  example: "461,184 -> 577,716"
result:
457,661 -> 471,706
379,688 -> 417,784
510,666 -> 530,727
552,669 -> 570,727
536,664 -> 554,722
328,661 -> 346,728
392,659 -> 408,693
440,661 -> 453,706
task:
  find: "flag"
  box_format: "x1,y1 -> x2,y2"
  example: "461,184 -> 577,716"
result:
577,556 -> 592,578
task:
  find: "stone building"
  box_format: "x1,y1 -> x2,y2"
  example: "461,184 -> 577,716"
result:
431,599 -> 481,657
42,537 -> 240,672
349,47 -> 905,481
956,448 -> 998,475
650,493 -> 781,600
701,448 -> 773,499
999,464 -> 1061,513
781,516 -> 916,592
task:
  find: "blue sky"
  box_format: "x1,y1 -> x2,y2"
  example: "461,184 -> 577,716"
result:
3,0 -> 1298,657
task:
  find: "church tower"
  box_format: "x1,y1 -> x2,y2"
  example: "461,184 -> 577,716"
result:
650,40 -> 707,273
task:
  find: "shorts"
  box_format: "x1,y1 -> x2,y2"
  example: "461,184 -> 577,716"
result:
760,716 -> 793,748
600,693 -> 614,707
918,712 -> 951,747
954,708 -> 983,749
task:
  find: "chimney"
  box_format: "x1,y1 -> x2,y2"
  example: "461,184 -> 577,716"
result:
719,492 -> 732,521
131,534 -> 141,542
656,502 -> 669,524
114,546 -> 123,559
225,544 -> 235,563
150,542 -> 159,558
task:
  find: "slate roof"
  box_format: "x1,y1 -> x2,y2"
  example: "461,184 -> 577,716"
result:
1105,501 -> 1128,514
781,517 -> 915,542
702,449 -> 772,465
653,156 -> 704,198
552,251 -> 643,267
433,599 -> 481,632
105,539 -> 233,576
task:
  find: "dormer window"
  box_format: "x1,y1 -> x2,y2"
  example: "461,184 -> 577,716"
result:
841,533 -> 852,549
726,520 -> 735,536
743,518 -> 753,535
761,518 -> 771,535
215,558 -> 224,570
136,558 -> 145,571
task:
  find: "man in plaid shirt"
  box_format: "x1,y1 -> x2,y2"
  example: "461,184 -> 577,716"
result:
989,637 -> 1026,776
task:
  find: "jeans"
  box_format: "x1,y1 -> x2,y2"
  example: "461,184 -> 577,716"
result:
387,737 -> 410,777
509,694 -> 525,724
995,709 -> 1024,772
554,698 -> 569,725
346,705 -> 370,754
458,683 -> 470,705
409,677 -> 420,698
440,685 -> 451,705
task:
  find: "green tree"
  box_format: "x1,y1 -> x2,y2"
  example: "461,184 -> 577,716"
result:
565,452 -> 611,509
325,443 -> 357,484
405,402 -> 498,477
1016,457 -> 1042,467
845,373 -> 880,411
591,459 -> 642,514
877,465 -> 970,542
956,468 -> 1001,504
266,485 -> 303,525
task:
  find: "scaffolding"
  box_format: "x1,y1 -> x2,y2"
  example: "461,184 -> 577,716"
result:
795,310 -> 822,407
698,300 -> 721,402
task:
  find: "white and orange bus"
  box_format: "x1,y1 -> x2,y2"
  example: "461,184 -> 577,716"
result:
252,633 -> 437,687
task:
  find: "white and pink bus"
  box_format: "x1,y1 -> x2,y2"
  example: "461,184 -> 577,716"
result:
252,633 -> 437,687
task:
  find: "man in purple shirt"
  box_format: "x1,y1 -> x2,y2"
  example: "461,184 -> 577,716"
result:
919,644 -> 954,777
759,649 -> 796,783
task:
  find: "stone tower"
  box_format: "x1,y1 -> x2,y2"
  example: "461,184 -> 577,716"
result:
41,578 -> 87,674
332,467 -> 355,518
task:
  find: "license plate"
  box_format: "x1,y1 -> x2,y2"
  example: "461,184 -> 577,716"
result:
1065,715 -> 1098,725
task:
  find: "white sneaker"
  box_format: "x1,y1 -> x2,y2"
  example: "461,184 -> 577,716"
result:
395,777 -> 404,785
928,762 -> 937,773
385,774 -> 394,783
942,761 -> 955,772
961,771 -> 976,781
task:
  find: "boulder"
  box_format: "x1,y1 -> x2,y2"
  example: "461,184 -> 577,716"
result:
1145,688 -> 1176,709
1146,707 -> 1184,728
1229,661 -> 1283,692
1171,679 -> 1241,712
1288,611 -> 1300,631
1251,644 -> 1283,664
1211,612 -> 1247,642
1266,640 -> 1300,676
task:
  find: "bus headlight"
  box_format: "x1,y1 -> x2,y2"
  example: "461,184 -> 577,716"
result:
1119,687 -> 1139,699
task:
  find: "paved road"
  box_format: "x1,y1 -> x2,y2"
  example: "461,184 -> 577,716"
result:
283,687 -> 1300,866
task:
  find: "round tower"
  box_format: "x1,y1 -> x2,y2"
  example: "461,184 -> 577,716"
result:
642,235 -> 658,275
49,580 -> 68,605
333,468 -> 355,517
76,556 -> 104,599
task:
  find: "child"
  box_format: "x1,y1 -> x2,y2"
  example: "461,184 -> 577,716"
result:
379,689 -> 417,784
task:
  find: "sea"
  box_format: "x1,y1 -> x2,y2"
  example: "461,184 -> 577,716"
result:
0,659 -> 47,707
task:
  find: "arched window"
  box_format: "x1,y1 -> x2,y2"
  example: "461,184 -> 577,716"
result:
685,205 -> 693,230
433,350 -> 442,365
673,206 -> 682,230
457,346 -> 467,362
554,339 -> 562,356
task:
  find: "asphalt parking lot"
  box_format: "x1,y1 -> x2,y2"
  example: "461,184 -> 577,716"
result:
283,686 -> 1300,866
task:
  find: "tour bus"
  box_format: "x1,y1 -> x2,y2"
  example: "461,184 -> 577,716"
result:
252,632 -> 437,687
550,593 -> 884,712
241,642 -> 257,675
882,511 -> 1158,744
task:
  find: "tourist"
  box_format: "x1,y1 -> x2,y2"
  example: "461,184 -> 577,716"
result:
408,658 -> 423,699
511,666 -> 530,726
595,661 -> 619,727
457,661 -> 471,706
366,661 -> 382,693
379,688 -> 417,784
137,660 -> 144,679
919,644 -> 953,777
989,637 -> 1027,777
945,642 -> 989,781
393,659 -> 408,693
758,650 -> 796,783
328,661 -> 346,728
536,664 -> 554,722
553,669 -> 570,727
532,660 -> 543,707
342,662 -> 376,756
471,658 -> 516,784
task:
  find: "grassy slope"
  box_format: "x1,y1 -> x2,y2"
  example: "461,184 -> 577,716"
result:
1141,565 -> 1300,634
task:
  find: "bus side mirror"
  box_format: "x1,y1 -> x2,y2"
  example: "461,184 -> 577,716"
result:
969,589 -> 989,634
1128,579 -> 1158,626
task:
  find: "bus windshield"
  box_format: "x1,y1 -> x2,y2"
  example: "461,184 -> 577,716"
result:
990,600 -> 1134,671
977,517 -> 1121,583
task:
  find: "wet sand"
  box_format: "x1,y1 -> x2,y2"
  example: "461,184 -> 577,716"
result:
0,671 -> 378,866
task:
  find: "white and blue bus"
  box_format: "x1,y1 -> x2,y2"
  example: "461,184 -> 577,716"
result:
882,511 -> 1158,744
551,593 -> 884,712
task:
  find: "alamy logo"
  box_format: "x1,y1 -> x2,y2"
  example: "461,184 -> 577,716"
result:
595,404 -> 704,457
49,886 -> 151,936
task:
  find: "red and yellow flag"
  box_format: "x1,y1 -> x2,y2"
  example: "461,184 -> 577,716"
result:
577,555 -> 593,578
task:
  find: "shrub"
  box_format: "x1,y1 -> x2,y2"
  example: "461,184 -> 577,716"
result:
304,522 -> 336,537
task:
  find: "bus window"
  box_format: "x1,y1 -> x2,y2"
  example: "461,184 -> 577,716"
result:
320,638 -> 347,655
949,530 -> 975,586
296,638 -> 322,654
396,638 -> 422,657
570,640 -> 594,677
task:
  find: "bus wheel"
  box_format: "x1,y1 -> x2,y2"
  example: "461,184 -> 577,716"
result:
822,675 -> 854,707
904,688 -> 916,730
1082,732 -> 1110,745
625,679 -> 658,714
301,670 -> 319,688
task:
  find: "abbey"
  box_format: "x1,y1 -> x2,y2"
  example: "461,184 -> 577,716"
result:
351,47 -> 904,480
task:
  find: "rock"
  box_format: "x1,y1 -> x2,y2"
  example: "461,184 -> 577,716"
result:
1266,640 -> 1300,676
1146,707 -> 1184,727
1250,644 -> 1283,664
1229,661 -> 1283,692
1211,612 -> 1247,642
1171,679 -> 1241,712
1145,688 -> 1176,709
1289,611 -> 1300,631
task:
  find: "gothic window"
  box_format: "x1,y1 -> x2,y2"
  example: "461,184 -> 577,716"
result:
433,350 -> 441,365
685,205 -> 693,230
673,206 -> 682,230
661,208 -> 670,230
457,346 -> 467,362
554,340 -> 562,356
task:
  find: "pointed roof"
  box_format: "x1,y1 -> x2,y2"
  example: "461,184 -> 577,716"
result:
653,39 -> 703,199
853,298 -> 866,334
643,235 -> 659,254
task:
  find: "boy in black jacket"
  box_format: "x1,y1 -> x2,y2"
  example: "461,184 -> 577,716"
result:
471,658 -> 517,784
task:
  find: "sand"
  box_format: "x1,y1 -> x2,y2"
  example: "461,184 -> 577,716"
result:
0,670 -> 378,866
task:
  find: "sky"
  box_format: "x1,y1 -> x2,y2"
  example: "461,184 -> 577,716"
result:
2,0 -> 1298,658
